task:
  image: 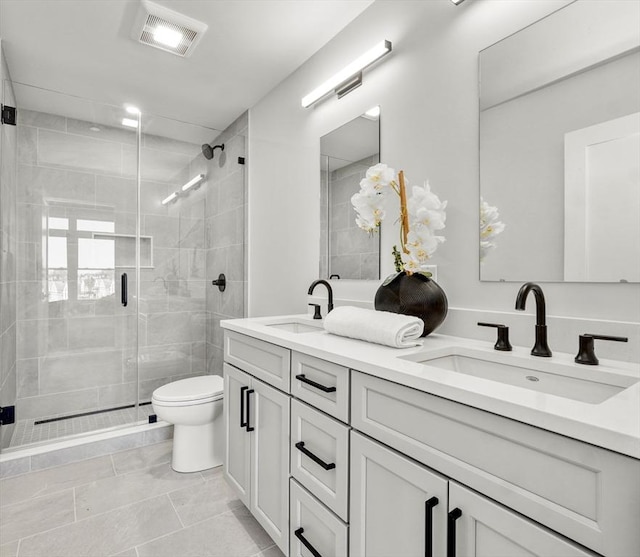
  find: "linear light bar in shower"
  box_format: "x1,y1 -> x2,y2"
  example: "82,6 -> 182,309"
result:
181,173 -> 205,193
162,174 -> 206,206
161,192 -> 178,205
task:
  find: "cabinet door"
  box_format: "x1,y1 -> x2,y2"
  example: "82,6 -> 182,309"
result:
223,363 -> 251,507
350,431 -> 448,557
251,378 -> 291,556
449,483 -> 598,557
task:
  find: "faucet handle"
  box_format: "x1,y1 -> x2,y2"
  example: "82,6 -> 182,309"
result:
575,334 -> 628,365
309,303 -> 322,320
478,322 -> 512,351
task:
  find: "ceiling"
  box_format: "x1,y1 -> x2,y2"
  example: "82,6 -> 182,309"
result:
0,0 -> 374,135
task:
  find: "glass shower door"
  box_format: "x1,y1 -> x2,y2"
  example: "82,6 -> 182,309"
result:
5,84 -> 141,447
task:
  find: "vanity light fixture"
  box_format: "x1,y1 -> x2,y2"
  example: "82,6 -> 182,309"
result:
301,40 -> 392,108
161,192 -> 178,206
181,173 -> 205,193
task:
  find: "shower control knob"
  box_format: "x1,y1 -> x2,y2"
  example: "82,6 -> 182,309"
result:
211,273 -> 226,292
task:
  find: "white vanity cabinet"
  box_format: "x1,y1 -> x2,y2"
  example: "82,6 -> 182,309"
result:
351,370 -> 639,557
350,431 -> 597,557
223,333 -> 291,556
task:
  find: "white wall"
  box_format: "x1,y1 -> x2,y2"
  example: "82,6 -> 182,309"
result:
248,0 -> 640,360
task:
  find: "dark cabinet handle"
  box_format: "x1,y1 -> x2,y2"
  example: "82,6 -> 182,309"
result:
447,508 -> 462,557
425,497 -> 439,557
295,374 -> 336,393
240,386 -> 248,428
121,273 -> 128,307
295,441 -> 336,470
245,389 -> 254,432
294,527 -> 322,557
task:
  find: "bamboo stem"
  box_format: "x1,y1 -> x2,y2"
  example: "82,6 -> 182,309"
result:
398,170 -> 410,254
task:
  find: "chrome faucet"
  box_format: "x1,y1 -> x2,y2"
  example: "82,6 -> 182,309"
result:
308,279 -> 334,314
515,282 -> 552,357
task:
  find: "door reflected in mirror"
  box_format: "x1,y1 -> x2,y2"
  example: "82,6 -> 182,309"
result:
320,107 -> 381,280
479,1 -> 640,283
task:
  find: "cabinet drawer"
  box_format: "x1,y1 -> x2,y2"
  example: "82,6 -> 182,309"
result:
290,478 -> 348,557
225,331 -> 291,392
351,371 -> 640,556
291,352 -> 349,422
291,399 -> 349,521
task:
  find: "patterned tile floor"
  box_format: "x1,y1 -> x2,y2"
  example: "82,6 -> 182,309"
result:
0,441 -> 283,557
9,405 -> 156,448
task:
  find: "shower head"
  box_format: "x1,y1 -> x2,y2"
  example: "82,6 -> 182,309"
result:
202,143 -> 224,160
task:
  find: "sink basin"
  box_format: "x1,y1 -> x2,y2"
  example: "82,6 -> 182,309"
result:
265,320 -> 324,334
401,347 -> 638,404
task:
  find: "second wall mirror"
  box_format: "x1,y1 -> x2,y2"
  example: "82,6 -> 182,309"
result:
320,107 -> 381,280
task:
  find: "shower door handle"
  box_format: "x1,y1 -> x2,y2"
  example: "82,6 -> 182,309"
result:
121,273 -> 128,307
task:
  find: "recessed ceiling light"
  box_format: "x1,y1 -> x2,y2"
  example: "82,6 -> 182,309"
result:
125,105 -> 140,115
132,0 -> 208,57
89,126 -> 101,132
122,118 -> 139,129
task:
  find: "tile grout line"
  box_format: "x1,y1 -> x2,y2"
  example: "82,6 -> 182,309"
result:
72,486 -> 77,523
166,491 -> 186,529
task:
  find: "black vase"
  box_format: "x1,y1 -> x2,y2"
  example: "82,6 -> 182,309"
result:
374,272 -> 448,337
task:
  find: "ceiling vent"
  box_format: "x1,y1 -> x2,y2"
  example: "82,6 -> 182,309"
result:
132,0 -> 208,57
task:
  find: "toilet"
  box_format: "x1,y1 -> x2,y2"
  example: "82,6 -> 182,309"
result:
151,375 -> 224,473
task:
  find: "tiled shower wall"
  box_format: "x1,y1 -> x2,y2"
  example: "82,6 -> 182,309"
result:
205,112 -> 247,375
0,45 -> 17,448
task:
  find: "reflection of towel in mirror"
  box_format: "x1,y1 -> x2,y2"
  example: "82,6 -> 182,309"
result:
323,306 -> 423,348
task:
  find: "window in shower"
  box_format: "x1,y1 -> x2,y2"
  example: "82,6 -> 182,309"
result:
47,215 -> 117,302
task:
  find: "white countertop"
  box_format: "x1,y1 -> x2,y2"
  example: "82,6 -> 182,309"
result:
221,315 -> 640,459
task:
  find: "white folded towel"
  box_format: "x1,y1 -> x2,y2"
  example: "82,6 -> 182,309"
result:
323,306 -> 423,348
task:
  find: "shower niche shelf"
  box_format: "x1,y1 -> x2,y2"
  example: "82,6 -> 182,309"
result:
93,233 -> 154,268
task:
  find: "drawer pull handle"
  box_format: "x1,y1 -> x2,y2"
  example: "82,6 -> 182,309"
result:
447,508 -> 462,557
294,527 -> 322,557
295,441 -> 336,470
425,497 -> 439,557
240,386 -> 248,428
295,374 -> 336,393
245,389 -> 255,432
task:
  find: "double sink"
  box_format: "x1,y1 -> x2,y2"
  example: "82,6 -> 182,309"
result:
261,317 -> 638,405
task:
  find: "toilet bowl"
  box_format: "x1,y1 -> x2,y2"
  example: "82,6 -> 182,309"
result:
151,375 -> 224,473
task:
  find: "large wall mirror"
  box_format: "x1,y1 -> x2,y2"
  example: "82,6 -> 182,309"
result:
320,107 -> 380,280
479,0 -> 640,283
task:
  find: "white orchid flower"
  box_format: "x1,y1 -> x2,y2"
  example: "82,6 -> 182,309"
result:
365,163 -> 396,188
480,198 -> 505,261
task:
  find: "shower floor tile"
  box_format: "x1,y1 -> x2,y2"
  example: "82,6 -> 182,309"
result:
9,405 -> 156,448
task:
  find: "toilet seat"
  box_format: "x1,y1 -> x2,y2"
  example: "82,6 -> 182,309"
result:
152,375 -> 223,405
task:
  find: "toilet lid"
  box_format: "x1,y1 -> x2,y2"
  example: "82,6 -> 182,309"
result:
152,375 -> 224,403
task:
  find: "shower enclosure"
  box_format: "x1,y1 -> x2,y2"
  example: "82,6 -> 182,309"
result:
0,76 -> 247,451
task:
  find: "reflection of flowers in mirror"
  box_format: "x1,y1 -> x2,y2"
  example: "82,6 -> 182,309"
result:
480,198 -> 505,261
351,163 -> 447,274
